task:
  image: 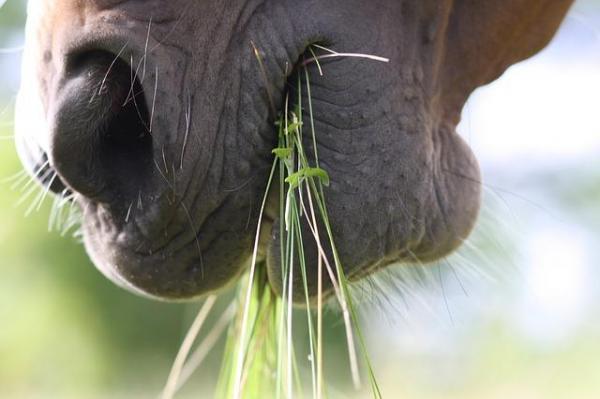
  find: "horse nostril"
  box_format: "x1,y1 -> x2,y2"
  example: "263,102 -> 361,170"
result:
48,50 -> 153,203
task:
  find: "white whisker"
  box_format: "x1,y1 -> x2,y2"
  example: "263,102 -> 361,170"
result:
149,65 -> 159,132
180,201 -> 204,279
34,172 -> 57,212
125,201 -> 134,223
1,169 -> 26,184
142,17 -> 153,81
96,42 -> 129,98
180,94 -> 191,170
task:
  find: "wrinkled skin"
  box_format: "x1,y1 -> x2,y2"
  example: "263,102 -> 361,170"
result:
15,0 -> 574,301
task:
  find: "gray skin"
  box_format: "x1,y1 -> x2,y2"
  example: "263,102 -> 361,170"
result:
15,0 -> 574,301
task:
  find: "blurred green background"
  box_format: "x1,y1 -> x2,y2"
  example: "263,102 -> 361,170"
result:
2,1 -> 600,398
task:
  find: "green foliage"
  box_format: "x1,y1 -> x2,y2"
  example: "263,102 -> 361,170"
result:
0,125 -> 206,397
0,0 -> 25,31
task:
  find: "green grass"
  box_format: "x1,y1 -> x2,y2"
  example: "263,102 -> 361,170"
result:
161,45 -> 388,399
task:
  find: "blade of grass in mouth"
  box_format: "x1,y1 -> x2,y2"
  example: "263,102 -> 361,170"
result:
165,44 -> 388,399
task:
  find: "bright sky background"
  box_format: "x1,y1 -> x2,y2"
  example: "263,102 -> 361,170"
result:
458,5 -> 600,169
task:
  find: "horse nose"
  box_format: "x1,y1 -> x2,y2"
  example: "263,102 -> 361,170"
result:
48,50 -> 153,203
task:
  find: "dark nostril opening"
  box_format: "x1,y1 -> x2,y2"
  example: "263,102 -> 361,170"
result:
94,53 -> 153,199
51,50 -> 153,202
